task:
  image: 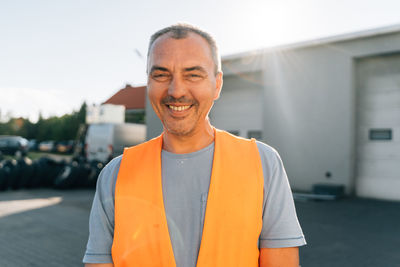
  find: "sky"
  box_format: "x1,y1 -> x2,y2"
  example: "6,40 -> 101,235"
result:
1,0 -> 400,122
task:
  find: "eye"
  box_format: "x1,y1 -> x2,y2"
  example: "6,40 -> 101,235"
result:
185,73 -> 204,82
151,72 -> 171,82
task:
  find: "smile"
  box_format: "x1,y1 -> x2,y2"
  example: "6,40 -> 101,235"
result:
168,105 -> 191,111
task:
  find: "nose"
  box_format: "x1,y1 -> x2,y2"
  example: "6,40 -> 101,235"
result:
168,76 -> 187,99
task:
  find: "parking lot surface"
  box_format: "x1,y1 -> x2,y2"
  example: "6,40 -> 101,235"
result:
297,197 -> 400,267
0,189 -> 93,267
0,189 -> 399,267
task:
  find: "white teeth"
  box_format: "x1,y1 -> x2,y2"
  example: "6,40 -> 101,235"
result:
168,105 -> 190,111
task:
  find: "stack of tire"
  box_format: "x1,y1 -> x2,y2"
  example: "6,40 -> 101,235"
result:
53,160 -> 104,189
0,156 -> 104,191
0,159 -> 18,191
0,157 -> 66,191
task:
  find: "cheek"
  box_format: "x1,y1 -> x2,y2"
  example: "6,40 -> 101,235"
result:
147,85 -> 164,104
147,90 -> 163,117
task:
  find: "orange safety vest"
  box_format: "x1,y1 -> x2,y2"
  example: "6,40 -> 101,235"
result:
112,129 -> 264,267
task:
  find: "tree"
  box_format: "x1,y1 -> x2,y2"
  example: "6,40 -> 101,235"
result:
0,101 -> 87,141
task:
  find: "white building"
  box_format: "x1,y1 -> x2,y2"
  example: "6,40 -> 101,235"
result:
146,24 -> 400,201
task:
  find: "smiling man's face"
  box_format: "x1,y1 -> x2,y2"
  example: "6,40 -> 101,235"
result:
147,32 -> 223,137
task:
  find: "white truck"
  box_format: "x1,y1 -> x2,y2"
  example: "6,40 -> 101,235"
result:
85,123 -> 146,163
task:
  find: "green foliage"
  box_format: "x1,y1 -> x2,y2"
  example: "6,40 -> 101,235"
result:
0,102 -> 87,141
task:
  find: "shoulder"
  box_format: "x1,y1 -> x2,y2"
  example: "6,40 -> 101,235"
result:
96,155 -> 122,199
255,141 -> 282,168
254,141 -> 287,190
124,135 -> 162,153
215,130 -> 258,154
101,155 -> 122,179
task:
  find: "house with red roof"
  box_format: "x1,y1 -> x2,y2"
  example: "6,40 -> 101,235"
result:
103,84 -> 146,124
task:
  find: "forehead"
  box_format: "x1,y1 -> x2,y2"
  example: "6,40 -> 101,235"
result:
148,33 -> 214,69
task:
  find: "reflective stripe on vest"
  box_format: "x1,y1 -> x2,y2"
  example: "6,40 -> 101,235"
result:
112,129 -> 264,267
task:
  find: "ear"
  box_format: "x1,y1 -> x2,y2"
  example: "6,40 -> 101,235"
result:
213,71 -> 223,100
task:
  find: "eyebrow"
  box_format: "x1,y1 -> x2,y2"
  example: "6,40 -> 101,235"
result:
149,65 -> 208,74
149,66 -> 169,74
183,66 -> 207,73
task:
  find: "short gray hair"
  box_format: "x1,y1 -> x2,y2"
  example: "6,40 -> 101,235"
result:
147,23 -> 221,75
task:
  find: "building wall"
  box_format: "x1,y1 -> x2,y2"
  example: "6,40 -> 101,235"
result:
145,96 -> 163,140
256,31 -> 400,193
145,29 -> 400,198
259,47 -> 353,192
210,71 -> 264,138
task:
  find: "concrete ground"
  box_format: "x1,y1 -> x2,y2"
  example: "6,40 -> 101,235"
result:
0,189 -> 399,267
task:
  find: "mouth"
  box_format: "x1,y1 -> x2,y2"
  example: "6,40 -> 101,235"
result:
164,104 -> 194,118
167,104 -> 192,112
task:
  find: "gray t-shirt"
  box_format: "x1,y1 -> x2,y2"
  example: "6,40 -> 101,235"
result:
83,141 -> 306,265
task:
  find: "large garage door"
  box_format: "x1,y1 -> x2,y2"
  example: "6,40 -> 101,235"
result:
210,72 -> 263,139
355,54 -> 400,201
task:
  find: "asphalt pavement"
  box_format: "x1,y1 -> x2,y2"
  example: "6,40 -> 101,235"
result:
0,189 -> 399,267
297,196 -> 400,267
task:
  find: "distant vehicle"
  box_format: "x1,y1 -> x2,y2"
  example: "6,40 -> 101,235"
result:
28,139 -> 39,151
38,141 -> 55,152
85,123 -> 146,163
0,136 -> 29,157
56,140 -> 74,154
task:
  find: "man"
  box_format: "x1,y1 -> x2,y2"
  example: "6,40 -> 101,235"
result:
84,23 -> 306,267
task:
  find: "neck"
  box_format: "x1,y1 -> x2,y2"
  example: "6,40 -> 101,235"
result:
162,123 -> 215,154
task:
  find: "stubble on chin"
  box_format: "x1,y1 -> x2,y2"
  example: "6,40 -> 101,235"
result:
163,120 -> 195,137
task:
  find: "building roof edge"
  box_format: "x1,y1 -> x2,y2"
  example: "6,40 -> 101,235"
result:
222,23 -> 400,61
